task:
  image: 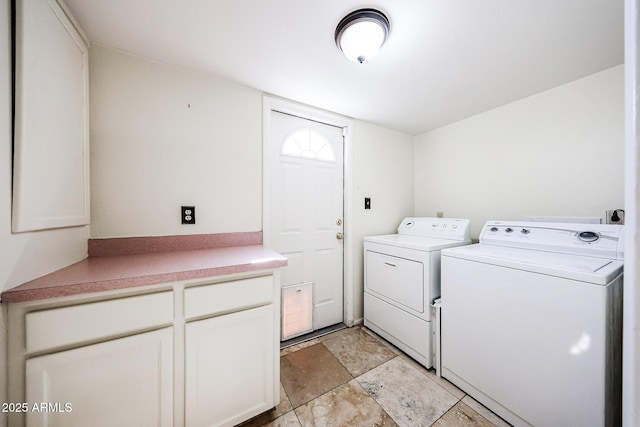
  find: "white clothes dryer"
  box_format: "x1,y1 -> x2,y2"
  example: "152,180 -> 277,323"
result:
364,217 -> 471,368
441,220 -> 624,427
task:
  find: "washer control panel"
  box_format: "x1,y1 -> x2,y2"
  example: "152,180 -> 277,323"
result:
481,220 -> 624,260
398,217 -> 471,241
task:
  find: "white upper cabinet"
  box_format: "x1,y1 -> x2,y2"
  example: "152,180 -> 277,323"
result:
12,0 -> 89,232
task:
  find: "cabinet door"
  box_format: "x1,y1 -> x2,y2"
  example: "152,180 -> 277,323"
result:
26,328 -> 173,427
13,0 -> 89,231
185,305 -> 275,427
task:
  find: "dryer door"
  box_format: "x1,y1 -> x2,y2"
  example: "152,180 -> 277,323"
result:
365,250 -> 424,313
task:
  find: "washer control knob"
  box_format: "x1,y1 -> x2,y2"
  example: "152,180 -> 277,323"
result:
578,231 -> 600,242
490,227 -> 499,232
521,228 -> 530,235
451,224 -> 458,229
505,227 -> 513,233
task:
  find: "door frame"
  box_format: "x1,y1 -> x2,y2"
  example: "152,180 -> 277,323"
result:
624,0 -> 639,423
262,95 -> 355,327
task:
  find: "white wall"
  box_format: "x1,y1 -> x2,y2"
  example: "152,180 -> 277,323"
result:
1,1 -> 88,424
415,65 -> 625,239
90,47 -> 415,321
0,1 -> 88,293
90,46 -> 263,238
351,121 -> 414,321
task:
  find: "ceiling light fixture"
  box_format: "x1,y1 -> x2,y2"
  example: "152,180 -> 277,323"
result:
335,9 -> 390,64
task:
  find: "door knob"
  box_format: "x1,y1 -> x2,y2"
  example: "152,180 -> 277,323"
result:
336,232 -> 344,240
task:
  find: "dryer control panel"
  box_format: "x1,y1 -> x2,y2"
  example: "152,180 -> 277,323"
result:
480,221 -> 624,260
398,217 -> 471,242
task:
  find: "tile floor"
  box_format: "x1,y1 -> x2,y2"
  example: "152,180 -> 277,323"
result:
240,326 -> 511,427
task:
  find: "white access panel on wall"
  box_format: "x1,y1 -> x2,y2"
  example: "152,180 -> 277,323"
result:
12,0 -> 89,232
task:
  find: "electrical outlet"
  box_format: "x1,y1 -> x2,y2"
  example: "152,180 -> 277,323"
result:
182,206 -> 195,224
436,212 -> 444,218
606,209 -> 624,225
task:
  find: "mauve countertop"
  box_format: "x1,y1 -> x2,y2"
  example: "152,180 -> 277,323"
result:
1,245 -> 288,304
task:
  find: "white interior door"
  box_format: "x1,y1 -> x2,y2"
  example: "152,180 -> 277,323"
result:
269,111 -> 344,331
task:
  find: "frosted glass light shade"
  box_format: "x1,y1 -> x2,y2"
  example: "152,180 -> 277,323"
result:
335,9 -> 390,64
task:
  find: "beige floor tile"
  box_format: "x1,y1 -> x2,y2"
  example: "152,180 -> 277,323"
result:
261,411 -> 302,427
239,383 -> 293,427
277,326 -> 509,427
432,402 -> 495,427
322,326 -> 397,376
461,396 -> 512,427
357,357 -> 459,426
397,353 -> 466,400
295,379 -> 397,427
361,327 -> 403,356
281,343 -> 352,408
280,338 -> 321,357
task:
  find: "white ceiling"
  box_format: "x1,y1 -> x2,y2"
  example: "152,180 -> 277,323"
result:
63,0 -> 624,135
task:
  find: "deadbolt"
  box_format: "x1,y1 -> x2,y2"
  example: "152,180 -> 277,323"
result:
336,219 -> 343,226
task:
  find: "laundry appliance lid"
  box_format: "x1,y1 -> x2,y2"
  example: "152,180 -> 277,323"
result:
442,244 -> 623,285
364,234 -> 472,252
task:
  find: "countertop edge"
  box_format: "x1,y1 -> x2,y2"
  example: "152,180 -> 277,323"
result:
1,246 -> 287,304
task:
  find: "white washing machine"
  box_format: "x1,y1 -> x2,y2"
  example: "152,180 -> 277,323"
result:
441,221 -> 624,427
364,217 -> 471,368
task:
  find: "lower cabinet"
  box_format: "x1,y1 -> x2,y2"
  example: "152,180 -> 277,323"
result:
7,272 -> 281,427
25,328 -> 174,427
185,305 -> 275,427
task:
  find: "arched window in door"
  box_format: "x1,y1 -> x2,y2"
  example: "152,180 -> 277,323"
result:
281,130 -> 336,162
